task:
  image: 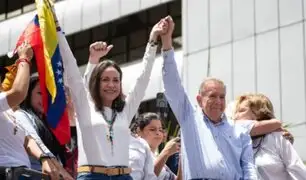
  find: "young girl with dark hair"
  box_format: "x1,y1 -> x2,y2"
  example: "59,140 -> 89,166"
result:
130,112 -> 181,180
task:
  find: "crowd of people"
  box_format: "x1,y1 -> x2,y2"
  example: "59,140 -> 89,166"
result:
1,14 -> 306,180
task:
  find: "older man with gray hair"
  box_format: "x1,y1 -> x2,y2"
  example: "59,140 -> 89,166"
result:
160,16 -> 257,180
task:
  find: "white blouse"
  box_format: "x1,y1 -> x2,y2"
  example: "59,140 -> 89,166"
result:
58,31 -> 157,167
237,120 -> 306,180
253,132 -> 306,180
129,136 -> 156,180
0,92 -> 30,167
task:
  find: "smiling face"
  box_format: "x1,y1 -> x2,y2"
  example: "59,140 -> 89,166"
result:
197,79 -> 226,123
30,82 -> 44,115
138,119 -> 164,151
88,60 -> 123,110
99,66 -> 121,107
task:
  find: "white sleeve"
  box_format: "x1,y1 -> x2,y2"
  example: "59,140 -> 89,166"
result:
83,62 -> 97,90
236,120 -> 256,135
129,137 -> 157,180
0,92 -> 10,112
123,43 -> 157,124
14,110 -> 54,156
277,133 -> 306,179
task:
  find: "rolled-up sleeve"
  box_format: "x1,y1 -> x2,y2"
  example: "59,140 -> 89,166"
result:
83,62 -> 97,89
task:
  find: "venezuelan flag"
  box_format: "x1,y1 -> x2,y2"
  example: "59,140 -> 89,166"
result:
13,0 -> 70,145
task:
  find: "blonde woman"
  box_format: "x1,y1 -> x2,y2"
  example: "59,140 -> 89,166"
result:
234,93 -> 306,180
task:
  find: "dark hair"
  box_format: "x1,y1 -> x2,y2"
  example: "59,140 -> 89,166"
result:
131,112 -> 162,134
88,60 -> 125,112
19,75 -> 66,165
0,67 -> 8,83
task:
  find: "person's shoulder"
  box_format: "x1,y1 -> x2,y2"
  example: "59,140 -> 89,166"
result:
129,135 -> 149,153
268,131 -> 283,140
234,119 -> 256,135
229,120 -> 252,136
14,109 -> 32,117
14,109 -> 35,124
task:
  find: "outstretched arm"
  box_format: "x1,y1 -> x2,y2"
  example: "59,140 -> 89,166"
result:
83,42 -> 113,88
5,43 -> 32,110
250,119 -> 282,136
161,16 -> 194,125
123,19 -> 167,123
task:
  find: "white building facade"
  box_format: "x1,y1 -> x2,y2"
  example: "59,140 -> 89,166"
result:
0,0 -> 305,160
183,0 -> 306,160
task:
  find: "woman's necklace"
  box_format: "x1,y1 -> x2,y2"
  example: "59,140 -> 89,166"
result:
101,109 -> 117,155
4,111 -> 18,135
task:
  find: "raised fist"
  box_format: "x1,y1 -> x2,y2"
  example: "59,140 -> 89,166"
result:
149,19 -> 168,42
160,16 -> 175,50
17,41 -> 33,61
89,41 -> 113,64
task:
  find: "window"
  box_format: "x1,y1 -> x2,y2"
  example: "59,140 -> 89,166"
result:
67,0 -> 182,66
0,0 -> 64,21
0,0 -> 182,71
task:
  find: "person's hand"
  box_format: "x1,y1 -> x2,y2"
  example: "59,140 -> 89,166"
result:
41,158 -> 60,180
160,15 -> 175,50
149,18 -> 168,43
282,129 -> 294,144
17,41 -> 33,61
51,159 -> 74,180
89,41 -> 113,64
161,137 -> 180,157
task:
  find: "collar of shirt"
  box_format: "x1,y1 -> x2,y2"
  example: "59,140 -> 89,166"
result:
202,111 -> 227,126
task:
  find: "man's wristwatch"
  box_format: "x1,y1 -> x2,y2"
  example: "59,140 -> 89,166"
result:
39,153 -> 53,163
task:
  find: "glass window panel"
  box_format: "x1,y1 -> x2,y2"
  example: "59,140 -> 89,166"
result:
129,46 -> 146,62
74,47 -> 89,66
129,29 -> 147,49
149,5 -> 167,25
74,30 -> 90,48
111,36 -> 126,54
170,0 -> 181,17
8,0 -> 21,12
173,17 -> 181,37
110,53 -> 127,64
92,25 -> 109,42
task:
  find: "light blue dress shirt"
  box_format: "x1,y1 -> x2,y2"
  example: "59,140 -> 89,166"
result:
162,49 -> 257,180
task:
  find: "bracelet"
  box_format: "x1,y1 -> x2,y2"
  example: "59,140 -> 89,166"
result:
16,58 -> 31,66
149,39 -> 159,47
39,152 -> 53,164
